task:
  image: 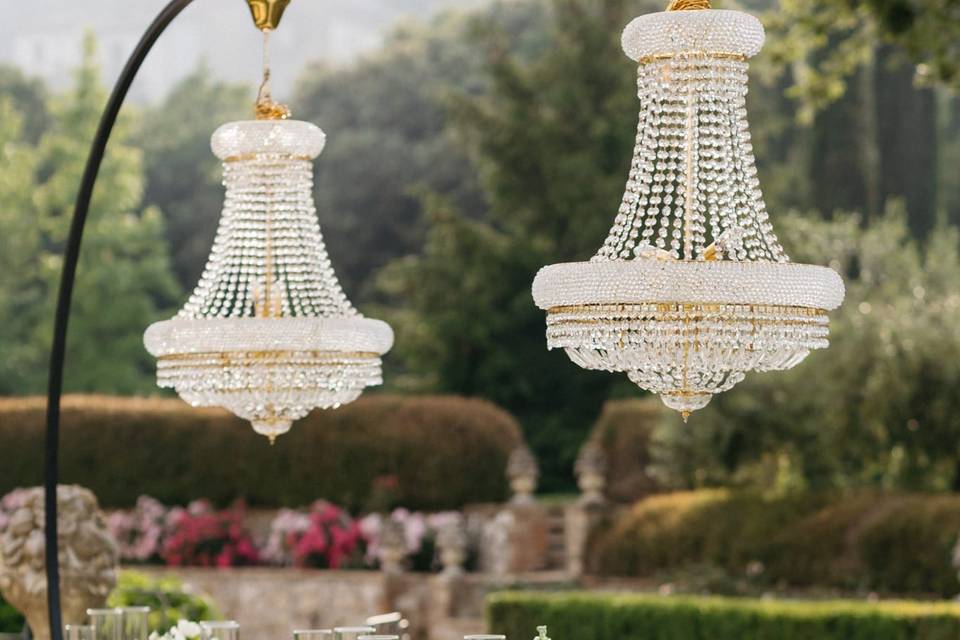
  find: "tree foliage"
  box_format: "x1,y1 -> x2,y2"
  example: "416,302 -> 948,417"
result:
377,0 -> 663,489
137,67 -> 249,290
651,205 -> 960,492
0,36 -> 180,394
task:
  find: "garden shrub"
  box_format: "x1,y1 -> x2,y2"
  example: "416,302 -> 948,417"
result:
592,490 -> 960,596
0,394 -> 522,511
587,399 -> 663,502
487,591 -> 960,640
0,594 -> 24,633
108,571 -> 218,633
856,495 -> 960,596
591,490 -> 828,578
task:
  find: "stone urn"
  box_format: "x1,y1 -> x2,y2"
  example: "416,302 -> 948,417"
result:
506,446 -> 538,504
0,486 -> 118,640
378,518 -> 407,574
435,516 -> 467,576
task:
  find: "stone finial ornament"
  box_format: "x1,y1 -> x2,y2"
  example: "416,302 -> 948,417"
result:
378,517 -> 407,574
506,446 -> 538,504
0,486 -> 118,640
436,515 -> 468,576
574,441 -> 608,504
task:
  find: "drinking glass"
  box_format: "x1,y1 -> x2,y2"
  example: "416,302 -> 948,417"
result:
333,626 -> 376,640
65,625 -> 96,640
200,621 -> 240,640
293,631 -> 333,640
87,608 -> 123,640
118,607 -> 151,640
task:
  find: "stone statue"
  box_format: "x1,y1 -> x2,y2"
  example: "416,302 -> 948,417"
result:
0,486 -> 118,640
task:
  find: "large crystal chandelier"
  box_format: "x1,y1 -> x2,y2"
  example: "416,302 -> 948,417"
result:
532,0 -> 844,420
145,12 -> 392,442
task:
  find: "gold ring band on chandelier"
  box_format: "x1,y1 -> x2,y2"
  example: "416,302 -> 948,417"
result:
636,52 -> 748,65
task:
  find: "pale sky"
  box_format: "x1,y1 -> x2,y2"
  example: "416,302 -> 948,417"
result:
1,0 -> 490,102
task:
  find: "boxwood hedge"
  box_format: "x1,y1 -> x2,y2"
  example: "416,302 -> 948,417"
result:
0,394 -> 522,511
591,490 -> 960,597
487,591 -> 960,640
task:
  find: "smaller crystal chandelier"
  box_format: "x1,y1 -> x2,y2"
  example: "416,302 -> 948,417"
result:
532,0 -> 844,420
145,3 -> 392,442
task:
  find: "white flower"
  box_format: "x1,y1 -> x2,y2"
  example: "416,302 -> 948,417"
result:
177,620 -> 202,639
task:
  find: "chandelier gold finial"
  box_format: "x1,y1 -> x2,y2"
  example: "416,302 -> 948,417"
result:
246,0 -> 291,31
667,0 -> 712,10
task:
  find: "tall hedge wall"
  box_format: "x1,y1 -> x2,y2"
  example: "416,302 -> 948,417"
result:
0,394 -> 522,511
588,398 -> 663,502
592,490 -> 960,597
487,591 -> 960,640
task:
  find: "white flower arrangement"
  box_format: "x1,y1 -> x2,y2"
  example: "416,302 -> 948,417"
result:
149,620 -> 202,640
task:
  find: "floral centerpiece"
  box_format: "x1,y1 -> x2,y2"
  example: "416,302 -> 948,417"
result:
148,620 -> 201,640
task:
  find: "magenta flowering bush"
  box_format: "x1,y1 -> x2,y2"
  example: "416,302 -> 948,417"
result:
262,501 -> 368,569
161,500 -> 260,568
107,495 -> 167,563
90,494 -> 469,571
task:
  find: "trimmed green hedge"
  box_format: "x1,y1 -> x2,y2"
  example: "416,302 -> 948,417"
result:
592,490 -> 960,596
588,399 -> 663,502
487,591 -> 960,640
0,394 -> 522,511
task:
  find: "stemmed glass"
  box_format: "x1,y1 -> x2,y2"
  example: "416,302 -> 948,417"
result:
87,609 -> 122,640
65,625 -> 96,640
200,621 -> 240,640
293,631 -> 333,640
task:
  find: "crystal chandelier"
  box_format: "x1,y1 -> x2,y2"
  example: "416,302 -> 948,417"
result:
532,0 -> 845,420
145,13 -> 392,442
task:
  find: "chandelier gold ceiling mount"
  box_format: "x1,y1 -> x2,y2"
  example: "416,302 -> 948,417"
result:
246,0 -> 291,31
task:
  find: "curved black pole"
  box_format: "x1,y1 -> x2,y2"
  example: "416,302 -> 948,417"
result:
44,2 -> 196,639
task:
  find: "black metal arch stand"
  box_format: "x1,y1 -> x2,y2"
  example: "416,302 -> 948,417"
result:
44,2 -> 195,640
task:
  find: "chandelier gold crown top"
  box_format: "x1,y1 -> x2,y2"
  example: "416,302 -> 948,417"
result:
667,0 -> 712,11
531,0 -> 845,420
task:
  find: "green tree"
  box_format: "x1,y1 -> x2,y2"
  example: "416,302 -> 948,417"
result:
137,66 -> 249,290
0,99 -> 43,391
0,35 -> 180,395
651,205 -> 960,493
293,2 -> 548,297
761,0 -> 952,235
0,64 -> 49,143
377,0 -> 662,489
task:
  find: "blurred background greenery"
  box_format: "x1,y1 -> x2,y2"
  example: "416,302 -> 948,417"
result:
0,0 -> 958,494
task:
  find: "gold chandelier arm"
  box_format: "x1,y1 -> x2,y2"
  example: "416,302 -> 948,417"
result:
667,0 -> 712,10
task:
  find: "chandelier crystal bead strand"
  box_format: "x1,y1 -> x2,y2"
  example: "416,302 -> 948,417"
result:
145,19 -> 392,442
531,0 -> 844,420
